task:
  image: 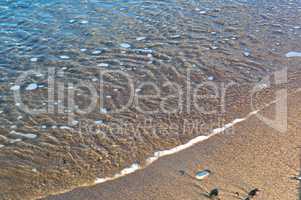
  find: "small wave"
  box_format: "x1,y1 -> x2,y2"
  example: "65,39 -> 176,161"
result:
93,108 -> 261,185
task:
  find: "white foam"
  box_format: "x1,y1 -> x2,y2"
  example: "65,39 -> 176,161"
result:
10,131 -> 37,139
285,51 -> 301,58
95,163 -> 140,184
25,83 -> 38,91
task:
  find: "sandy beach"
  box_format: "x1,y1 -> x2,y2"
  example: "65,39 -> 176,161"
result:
43,76 -> 301,200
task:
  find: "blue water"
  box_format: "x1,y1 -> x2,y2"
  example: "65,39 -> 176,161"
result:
0,0 -> 301,199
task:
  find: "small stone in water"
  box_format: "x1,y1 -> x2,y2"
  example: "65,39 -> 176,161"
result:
71,120 -> 79,126
60,126 -> 72,130
95,120 -> 103,125
25,83 -> 38,91
60,55 -> 70,59
0,144 -> 4,148
92,50 -> 102,55
208,76 -> 214,81
136,37 -> 146,41
210,45 -> 218,50
243,51 -> 250,57
32,168 -> 38,173
80,20 -> 89,24
80,48 -> 87,52
200,11 -> 207,14
10,85 -> 20,91
171,35 -> 181,39
10,131 -> 37,139
294,26 -> 301,29
120,43 -> 131,48
97,63 -> 109,67
286,51 -> 301,58
100,108 -> 108,114
30,57 -> 38,62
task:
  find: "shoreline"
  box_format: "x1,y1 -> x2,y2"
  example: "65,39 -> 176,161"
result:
41,93 -> 290,199
43,88 -> 301,200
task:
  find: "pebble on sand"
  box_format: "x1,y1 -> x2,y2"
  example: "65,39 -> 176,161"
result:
25,83 -> 38,91
10,85 -> 20,91
285,51 -> 301,58
120,43 -> 131,48
195,169 -> 211,180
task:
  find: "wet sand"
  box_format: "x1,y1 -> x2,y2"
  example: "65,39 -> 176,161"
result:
43,81 -> 301,200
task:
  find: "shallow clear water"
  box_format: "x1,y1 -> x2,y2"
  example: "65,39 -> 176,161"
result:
0,0 -> 301,199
